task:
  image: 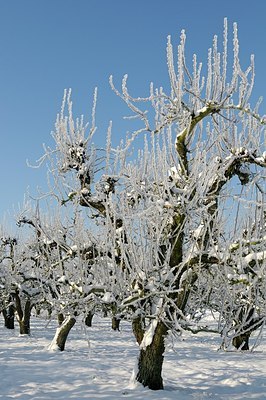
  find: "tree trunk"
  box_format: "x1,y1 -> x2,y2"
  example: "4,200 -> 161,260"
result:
232,312 -> 263,351
18,299 -> 31,335
2,304 -> 15,329
85,311 -> 94,327
135,320 -> 168,390
13,294 -> 32,335
132,316 -> 144,345
57,313 -> 65,326
233,333 -> 250,350
35,307 -> 41,316
111,316 -> 121,331
49,316 -> 76,351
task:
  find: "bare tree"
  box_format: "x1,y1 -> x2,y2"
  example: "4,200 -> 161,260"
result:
37,19 -> 265,389
217,205 -> 266,350
16,208 -> 102,346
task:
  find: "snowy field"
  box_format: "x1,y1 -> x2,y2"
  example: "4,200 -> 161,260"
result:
0,315 -> 266,399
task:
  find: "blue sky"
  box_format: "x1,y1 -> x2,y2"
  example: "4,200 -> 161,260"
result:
0,0 -> 266,225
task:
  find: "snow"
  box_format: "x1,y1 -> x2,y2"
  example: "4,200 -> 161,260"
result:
80,188 -> 90,196
1,315 -> 266,399
57,275 -> 67,283
244,251 -> 266,267
140,319 -> 158,350
192,224 -> 204,240
194,105 -> 208,116
102,292 -> 114,303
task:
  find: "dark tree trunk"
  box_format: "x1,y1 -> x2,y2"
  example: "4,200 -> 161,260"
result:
35,307 -> 41,316
135,321 -> 168,390
111,316 -> 121,331
232,313 -> 264,351
13,293 -> 32,335
132,316 -> 144,345
50,316 -> 76,351
85,311 -> 94,327
18,299 -> 31,335
233,333 -> 250,350
57,313 -> 65,326
3,304 -> 15,329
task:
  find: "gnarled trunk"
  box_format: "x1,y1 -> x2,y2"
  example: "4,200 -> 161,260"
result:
233,333 -> 251,350
111,316 -> 121,331
232,311 -> 264,351
49,316 -> 76,351
132,316 -> 144,345
134,320 -> 168,390
14,294 -> 32,335
3,303 -> 15,329
18,307 -> 31,335
57,313 -> 65,326
85,311 -> 94,327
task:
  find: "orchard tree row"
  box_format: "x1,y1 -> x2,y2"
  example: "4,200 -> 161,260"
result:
0,19 -> 265,390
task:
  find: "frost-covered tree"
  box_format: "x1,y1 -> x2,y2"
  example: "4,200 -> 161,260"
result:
38,19 -> 265,389
0,234 -> 17,329
0,205 -> 76,335
186,204 -> 266,351
215,204 -> 266,350
0,228 -> 42,335
16,208 -> 102,347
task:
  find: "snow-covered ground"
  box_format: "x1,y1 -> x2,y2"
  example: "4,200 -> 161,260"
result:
0,315 -> 266,399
